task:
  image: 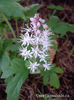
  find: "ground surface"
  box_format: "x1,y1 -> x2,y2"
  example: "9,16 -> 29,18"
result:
0,0 -> 74,100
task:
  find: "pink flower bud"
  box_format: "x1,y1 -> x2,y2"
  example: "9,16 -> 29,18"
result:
33,24 -> 37,29
43,24 -> 48,29
34,14 -> 39,19
39,18 -> 45,23
37,22 -> 41,28
36,30 -> 41,35
30,18 -> 36,22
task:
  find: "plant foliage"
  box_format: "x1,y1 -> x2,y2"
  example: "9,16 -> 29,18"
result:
47,5 -> 64,10
0,0 -> 25,18
46,16 -> 74,36
1,45 -> 29,100
41,65 -> 64,89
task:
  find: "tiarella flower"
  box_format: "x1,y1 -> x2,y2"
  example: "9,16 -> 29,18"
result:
34,36 -> 40,45
43,39 -> 51,51
39,51 -> 48,63
30,18 -> 36,22
43,24 -> 48,29
36,30 -> 41,35
43,63 -> 51,71
20,47 -> 32,60
39,18 -> 45,23
20,32 -> 35,46
20,13 -> 52,73
34,13 -> 39,19
39,54 -> 46,63
42,30 -> 51,37
31,47 -> 39,58
20,33 -> 31,46
28,62 -> 40,72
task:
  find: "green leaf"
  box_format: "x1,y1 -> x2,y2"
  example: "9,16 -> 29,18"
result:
55,98 -> 60,100
0,23 -> 10,34
43,74 -> 49,85
0,37 -> 3,55
6,43 -> 20,52
24,4 -> 41,19
50,72 -> 60,89
47,5 -> 64,10
3,39 -> 13,50
53,22 -> 74,36
41,65 -> 61,89
56,5 -> 64,10
46,16 -> 59,28
24,59 -> 30,68
6,70 -> 29,100
1,52 -> 10,72
49,34 -> 57,40
53,22 -> 69,36
54,67 -> 64,73
0,39 -> 11,74
1,58 -> 27,78
68,24 -> 74,33
36,57 -> 40,63
50,41 -> 58,51
0,0 -> 25,18
47,5 -> 56,9
41,70 -> 50,85
1,58 -> 29,100
46,16 -> 74,36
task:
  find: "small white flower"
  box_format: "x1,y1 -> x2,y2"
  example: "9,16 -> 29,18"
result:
39,54 -> 46,63
20,33 -> 30,46
30,18 -> 36,22
20,32 -> 34,46
39,52 -> 48,63
43,63 -> 51,71
43,40 -> 51,51
33,36 -> 40,45
20,47 -> 32,60
31,46 -> 41,58
28,62 -> 40,72
43,24 -> 48,29
36,30 -> 41,35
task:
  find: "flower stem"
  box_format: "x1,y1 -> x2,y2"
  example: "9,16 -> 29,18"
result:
3,29 -> 8,39
0,10 -> 16,39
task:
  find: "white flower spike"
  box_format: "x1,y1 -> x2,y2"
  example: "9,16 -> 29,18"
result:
20,13 -> 52,73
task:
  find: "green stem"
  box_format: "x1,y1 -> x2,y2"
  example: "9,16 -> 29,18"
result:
0,10 -> 16,39
52,9 -> 56,16
3,29 -> 8,39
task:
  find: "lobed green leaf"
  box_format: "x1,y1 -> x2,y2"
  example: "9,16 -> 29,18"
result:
54,67 -> 64,74
1,58 -> 29,100
49,72 -> 60,89
47,5 -> 64,10
0,0 -> 25,18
